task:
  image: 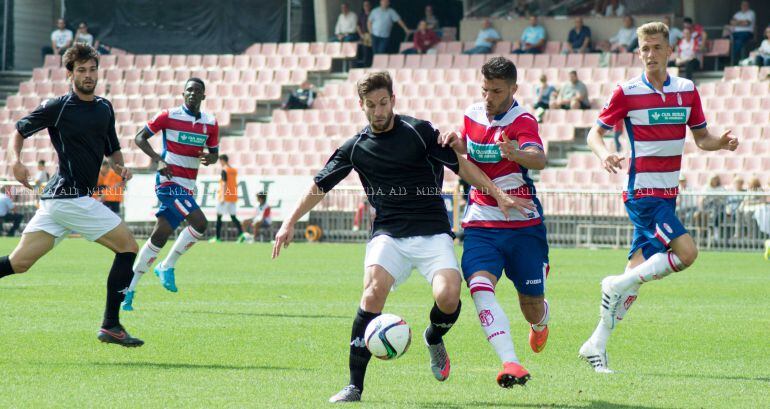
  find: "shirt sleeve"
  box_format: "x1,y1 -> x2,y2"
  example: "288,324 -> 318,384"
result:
146,110 -> 168,135
509,114 -> 544,151
103,100 -> 120,156
314,139 -> 355,192
390,9 -> 401,22
597,86 -> 628,130
16,98 -> 59,138
688,87 -> 707,129
423,121 -> 460,174
206,120 -> 219,148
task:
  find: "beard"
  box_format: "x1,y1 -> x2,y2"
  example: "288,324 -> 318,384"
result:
74,78 -> 96,95
369,112 -> 393,133
487,95 -> 512,117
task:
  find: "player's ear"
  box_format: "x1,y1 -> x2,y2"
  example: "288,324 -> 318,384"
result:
358,98 -> 364,111
510,83 -> 518,95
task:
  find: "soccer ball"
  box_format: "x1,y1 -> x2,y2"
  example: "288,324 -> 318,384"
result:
364,313 -> 412,360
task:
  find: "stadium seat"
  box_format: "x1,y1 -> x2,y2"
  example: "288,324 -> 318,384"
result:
244,43 -> 261,55
704,39 -> 730,70
135,55 -> 153,69
260,43 -> 277,55
517,54 -> 534,68
277,43 -> 294,56
442,42 -> 463,54
44,54 -> 60,67
493,41 -> 512,54
544,41 -> 561,54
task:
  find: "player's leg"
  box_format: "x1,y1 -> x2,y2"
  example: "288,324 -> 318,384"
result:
1,231 -> 56,278
331,235 -> 405,403
462,228 -> 528,386
153,191 -> 206,292
122,216 -> 174,311
212,205 -> 223,242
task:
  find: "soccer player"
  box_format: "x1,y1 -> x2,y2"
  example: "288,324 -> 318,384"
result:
579,22 -> 739,372
211,154 -> 244,242
0,44 -> 143,346
121,77 -> 218,311
272,71 -> 533,403
438,56 -> 550,387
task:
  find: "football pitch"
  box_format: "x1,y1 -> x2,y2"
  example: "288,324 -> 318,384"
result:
0,238 -> 768,408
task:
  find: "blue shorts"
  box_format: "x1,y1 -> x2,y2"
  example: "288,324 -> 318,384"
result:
461,224 -> 550,296
625,197 -> 687,260
156,184 -> 200,229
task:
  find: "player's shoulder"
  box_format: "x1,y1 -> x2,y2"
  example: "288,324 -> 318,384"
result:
463,102 -> 486,122
38,94 -> 69,110
666,75 -> 696,92
398,114 -> 436,135
198,109 -> 217,126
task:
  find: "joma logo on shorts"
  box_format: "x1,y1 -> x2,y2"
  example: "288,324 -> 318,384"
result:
525,279 -> 542,285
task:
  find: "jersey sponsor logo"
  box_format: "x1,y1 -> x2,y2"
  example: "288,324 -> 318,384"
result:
478,309 -> 494,327
350,337 -> 366,348
663,222 -> 673,234
648,108 -> 687,124
525,279 -> 542,285
176,131 -> 208,147
467,139 -> 502,163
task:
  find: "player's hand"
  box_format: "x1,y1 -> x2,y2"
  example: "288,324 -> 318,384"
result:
438,131 -> 467,154
496,131 -> 519,161
718,129 -> 739,151
12,161 -> 32,189
494,190 -> 536,219
601,153 -> 625,174
157,160 -> 172,178
272,223 -> 295,259
199,152 -> 218,166
118,165 -> 132,182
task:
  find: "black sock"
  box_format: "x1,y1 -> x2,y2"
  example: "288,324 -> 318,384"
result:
425,300 -> 462,345
349,308 -> 380,391
0,256 -> 15,279
230,215 -> 243,235
215,216 -> 223,239
102,252 -> 136,329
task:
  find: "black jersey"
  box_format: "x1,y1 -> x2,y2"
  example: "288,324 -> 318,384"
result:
314,115 -> 460,238
16,92 -> 121,199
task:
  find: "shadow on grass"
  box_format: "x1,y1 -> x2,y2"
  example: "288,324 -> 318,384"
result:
181,310 -> 350,320
34,361 -> 298,371
414,401 -> 667,409
642,372 -> 770,383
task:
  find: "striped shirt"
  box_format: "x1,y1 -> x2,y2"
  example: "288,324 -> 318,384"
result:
461,101 -> 544,229
597,74 -> 706,201
146,105 -> 219,192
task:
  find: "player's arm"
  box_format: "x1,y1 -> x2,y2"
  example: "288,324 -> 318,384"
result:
272,184 -> 326,259
587,124 -> 624,174
691,127 -> 738,152
13,98 -> 59,189
497,131 -> 546,170
200,147 -> 218,166
10,131 -> 31,189
107,151 -> 132,182
134,126 -> 172,178
437,130 -> 467,155
457,155 -> 535,218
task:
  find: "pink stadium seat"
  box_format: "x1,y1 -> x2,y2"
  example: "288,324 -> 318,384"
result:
290,70 -> 307,84
372,54 -> 388,68
36,82 -> 54,97
722,66 -> 740,81
404,54 -> 421,69
141,70 -> 159,83
52,82 -> 69,95
260,43 -> 277,55
170,55 -> 186,69
442,42 -> 463,54
277,43 -> 294,56
544,41 -> 561,54
388,54 -> 405,68
44,54 -> 60,67
32,68 -> 48,82
293,43 -> 310,56
517,54 -> 534,68
462,42 -> 476,52
124,68 -> 141,83
437,54 -> 453,68
173,70 -> 190,82
750,81 -> 769,96
309,42 -> 325,56
157,69 -> 174,84
583,53 -> 600,67
115,54 -> 133,69
283,56 -> 301,70
608,68 -> 626,83
233,55 -> 250,70
105,69 -> 123,83
124,83 -> 141,96
18,82 -> 34,96
452,54 -> 469,68
314,55 -> 332,71
100,55 -> 117,69
247,55 -> 264,69
704,39 -> 730,70
469,54 -> 486,69
341,42 -> 357,58
614,53 -> 633,67
134,55 -> 152,69
201,55 -> 219,69
398,42 -> 412,53
413,69 -> 431,83
750,111 -> 770,124
550,54 -> 566,68
533,54 -> 550,68
493,41 -> 512,54
734,111 -> 751,124
420,54 -> 437,69
154,55 -> 171,69
244,43 -> 261,55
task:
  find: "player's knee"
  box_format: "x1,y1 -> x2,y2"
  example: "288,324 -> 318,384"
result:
435,286 -> 460,312
10,257 -> 33,273
191,220 -> 207,235
676,246 -> 698,267
120,239 -> 139,254
519,296 -> 545,324
362,281 -> 388,305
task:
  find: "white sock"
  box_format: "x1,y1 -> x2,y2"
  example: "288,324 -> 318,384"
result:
612,252 -> 685,292
128,240 -> 161,291
161,226 -> 204,268
531,299 -> 550,332
469,276 -> 518,363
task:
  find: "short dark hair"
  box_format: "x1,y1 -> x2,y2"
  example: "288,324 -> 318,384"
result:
186,77 -> 206,91
257,192 -> 267,200
63,43 -> 99,72
682,17 -> 693,24
219,154 -> 229,162
357,71 -> 393,99
481,56 -> 517,84
38,160 -> 46,166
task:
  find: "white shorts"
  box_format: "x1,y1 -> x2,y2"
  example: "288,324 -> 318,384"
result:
23,196 -> 122,241
364,233 -> 460,288
216,202 -> 236,216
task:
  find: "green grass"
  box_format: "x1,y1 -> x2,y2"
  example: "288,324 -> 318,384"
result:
0,238 -> 768,408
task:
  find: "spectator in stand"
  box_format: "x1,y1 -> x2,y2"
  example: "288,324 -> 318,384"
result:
736,176 -> 765,238
699,175 -> 726,240
281,81 -> 317,110
549,70 -> 590,110
33,160 -> 50,193
424,5 -> 440,32
669,26 -> 701,79
677,173 -> 698,226
0,187 -> 22,237
725,176 -> 746,221
598,15 -> 636,52
565,17 -> 592,54
355,0 -> 373,68
729,1 -> 756,64
513,15 -> 546,54
463,18 -> 500,54
664,16 -> 683,47
753,26 -> 770,66
533,74 -> 555,122
41,18 -> 73,61
402,20 -> 440,54
604,0 -> 625,17
683,17 -> 707,43
74,22 -> 95,47
331,3 -> 360,42
368,0 -> 411,55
